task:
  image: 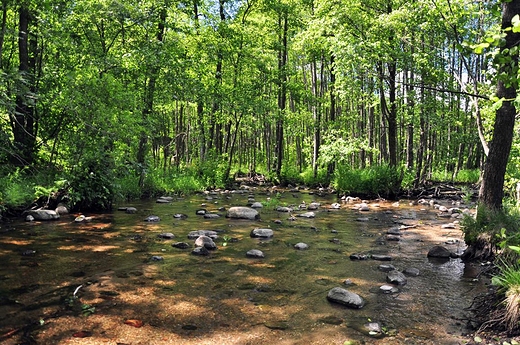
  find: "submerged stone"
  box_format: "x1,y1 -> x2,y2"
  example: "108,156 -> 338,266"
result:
227,206 -> 259,220
327,287 -> 365,309
246,249 -> 265,258
386,270 -> 407,286
250,228 -> 274,238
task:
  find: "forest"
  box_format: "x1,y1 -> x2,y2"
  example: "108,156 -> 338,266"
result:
2,0 -> 518,211
2,0 -> 520,341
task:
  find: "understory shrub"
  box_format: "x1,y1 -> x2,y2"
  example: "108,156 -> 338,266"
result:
333,164 -> 402,197
461,201 -> 520,248
455,169 -> 480,183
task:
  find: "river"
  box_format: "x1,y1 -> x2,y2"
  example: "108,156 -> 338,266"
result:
0,188 -> 487,344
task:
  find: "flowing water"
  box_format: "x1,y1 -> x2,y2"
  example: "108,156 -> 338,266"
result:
0,188 -> 487,345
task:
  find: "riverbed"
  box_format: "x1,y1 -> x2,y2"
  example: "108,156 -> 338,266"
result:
0,188 -> 487,344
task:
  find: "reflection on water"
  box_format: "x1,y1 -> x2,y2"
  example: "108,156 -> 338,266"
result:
0,189 -> 486,344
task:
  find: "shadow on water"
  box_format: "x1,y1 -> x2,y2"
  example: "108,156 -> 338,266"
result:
0,189 -> 486,344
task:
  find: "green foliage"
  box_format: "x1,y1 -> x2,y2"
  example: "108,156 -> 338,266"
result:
461,203 -> 520,247
0,171 -> 33,209
454,169 -> 480,184
333,164 -> 402,197
261,192 -> 282,209
491,256 -> 520,333
67,154 -> 115,211
400,168 -> 415,190
0,168 -> 67,210
318,130 -> 376,167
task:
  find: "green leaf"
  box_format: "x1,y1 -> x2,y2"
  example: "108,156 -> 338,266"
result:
474,336 -> 483,343
509,245 -> 520,253
512,14 -> 520,33
474,43 -> 489,54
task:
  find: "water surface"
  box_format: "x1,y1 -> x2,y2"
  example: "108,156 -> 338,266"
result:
0,189 -> 486,344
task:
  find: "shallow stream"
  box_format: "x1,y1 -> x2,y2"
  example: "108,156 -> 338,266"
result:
0,188 -> 487,344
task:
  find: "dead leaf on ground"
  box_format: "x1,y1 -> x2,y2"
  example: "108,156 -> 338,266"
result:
72,330 -> 92,338
124,319 -> 143,328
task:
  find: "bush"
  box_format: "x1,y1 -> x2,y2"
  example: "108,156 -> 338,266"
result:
67,155 -> 115,211
333,164 -> 402,197
461,202 -> 520,247
455,169 -> 480,183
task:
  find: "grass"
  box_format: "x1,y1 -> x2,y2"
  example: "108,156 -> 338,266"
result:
332,164 -> 402,197
492,259 -> 520,332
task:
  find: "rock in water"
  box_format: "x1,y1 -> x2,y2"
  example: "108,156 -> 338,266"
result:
294,242 -> 309,250
246,249 -> 265,258
26,210 -> 60,221
386,270 -> 407,286
227,206 -> 259,220
144,215 -> 160,222
187,230 -> 218,240
427,245 -> 453,258
326,287 -> 365,309
194,235 -> 217,250
250,228 -> 274,238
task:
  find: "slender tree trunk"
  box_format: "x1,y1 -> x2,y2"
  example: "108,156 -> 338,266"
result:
10,6 -> 37,166
479,0 -> 520,209
327,54 -> 336,176
137,4 -> 167,186
0,0 -> 7,69
311,60 -> 320,178
275,11 -> 288,178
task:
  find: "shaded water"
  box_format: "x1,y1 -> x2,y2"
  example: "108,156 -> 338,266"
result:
0,188 -> 487,344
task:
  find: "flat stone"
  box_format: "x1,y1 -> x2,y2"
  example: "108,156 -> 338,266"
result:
294,242 -> 309,250
350,253 -> 369,260
386,270 -> 407,286
194,235 -> 217,250
26,210 -> 60,221
157,233 -> 175,239
403,267 -> 420,276
125,207 -> 137,214
297,212 -> 315,218
380,285 -> 398,293
327,287 -> 365,309
203,213 -> 221,219
172,242 -> 190,249
144,215 -> 160,222
378,264 -> 396,272
250,228 -> 274,238
427,245 -> 453,258
192,247 -> 210,256
246,249 -> 265,258
372,254 -> 392,261
227,206 -> 259,220
188,230 -> 218,240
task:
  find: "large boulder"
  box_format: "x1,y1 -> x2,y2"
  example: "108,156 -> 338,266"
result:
26,210 -> 60,221
227,206 -> 259,220
326,287 -> 365,309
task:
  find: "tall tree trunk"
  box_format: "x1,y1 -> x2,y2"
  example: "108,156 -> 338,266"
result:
137,4 -> 167,187
311,60 -> 320,178
327,54 -> 336,177
10,5 -> 37,166
0,0 -> 7,69
479,0 -> 520,209
275,11 -> 288,178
